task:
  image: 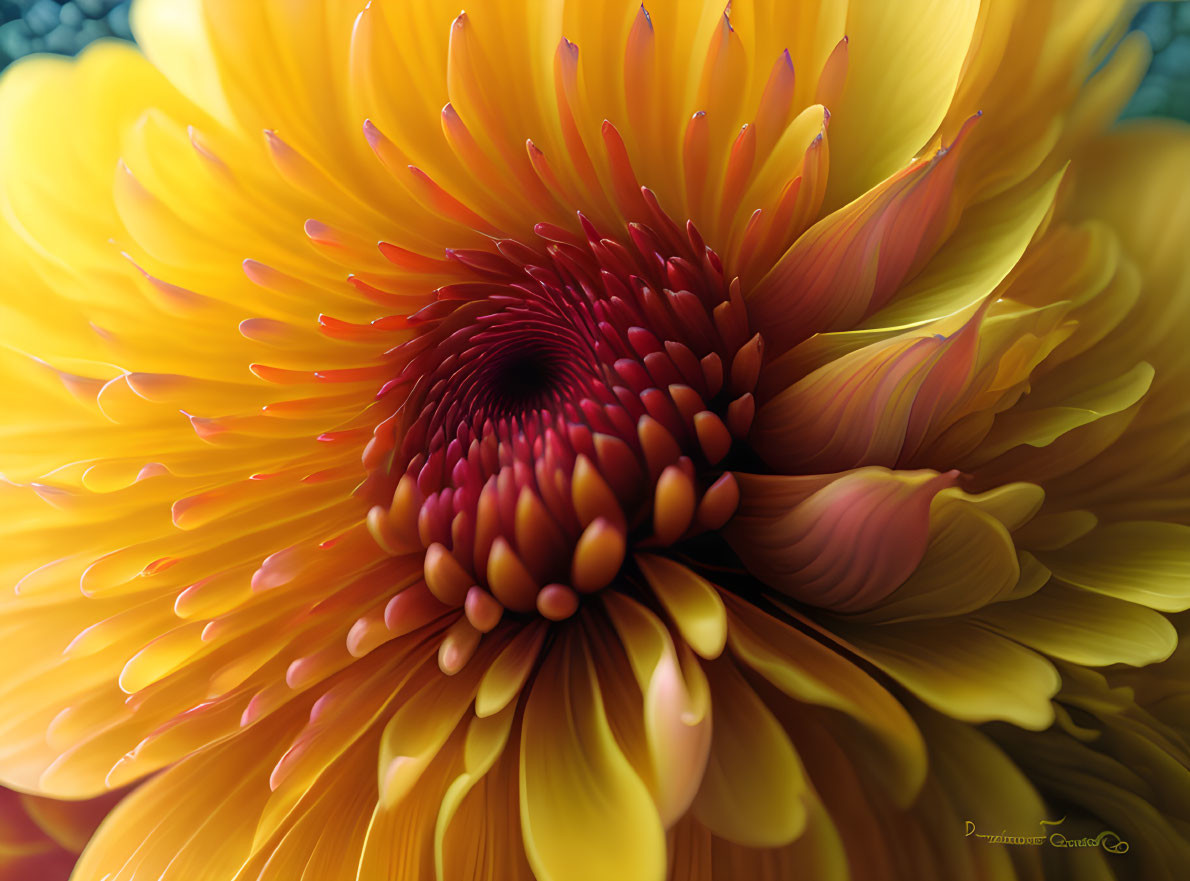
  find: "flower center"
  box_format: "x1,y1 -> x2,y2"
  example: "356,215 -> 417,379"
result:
488,350 -> 565,412
366,210 -> 760,631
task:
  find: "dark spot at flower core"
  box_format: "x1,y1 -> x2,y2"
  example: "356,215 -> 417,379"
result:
363,202 -> 762,629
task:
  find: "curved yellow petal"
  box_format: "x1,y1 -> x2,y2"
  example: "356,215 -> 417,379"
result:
691,658 -> 808,847
825,0 -> 979,206
724,595 -> 926,802
603,592 -> 712,827
840,618 -> 1060,730
975,582 -> 1177,668
434,704 -> 517,881
1039,521 -> 1190,612
634,554 -> 726,659
130,0 -> 236,127
519,633 -> 665,881
377,654 -> 485,808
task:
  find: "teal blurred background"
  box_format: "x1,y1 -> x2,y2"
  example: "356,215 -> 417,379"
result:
0,1 -> 130,63
0,0 -> 1187,121
1127,2 -> 1190,119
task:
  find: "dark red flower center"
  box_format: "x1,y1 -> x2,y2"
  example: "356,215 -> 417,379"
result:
367,205 -> 761,630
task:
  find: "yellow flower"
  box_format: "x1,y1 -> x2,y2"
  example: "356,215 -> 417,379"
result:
1,0 -> 1188,879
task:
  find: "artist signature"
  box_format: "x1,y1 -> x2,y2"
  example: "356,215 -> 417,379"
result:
964,817 -> 1129,854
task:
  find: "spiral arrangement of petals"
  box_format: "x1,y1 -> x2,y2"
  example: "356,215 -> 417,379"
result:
0,1 -> 1188,880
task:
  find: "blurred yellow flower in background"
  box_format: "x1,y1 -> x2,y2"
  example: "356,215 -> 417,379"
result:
0,0 -> 1188,879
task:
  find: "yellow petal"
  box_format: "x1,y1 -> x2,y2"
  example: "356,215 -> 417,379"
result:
358,723 -> 469,881
972,361 -> 1154,463
634,554 -> 726,659
70,699 -> 320,881
840,618 -> 1059,730
974,582 -> 1177,668
474,622 -> 546,719
434,704 -> 517,881
692,658 -> 808,847
519,633 -> 665,881
433,747 -> 535,881
130,0 -> 236,127
1039,521 -> 1190,612
377,659 -> 483,808
723,595 -> 926,805
604,592 -> 712,827
824,0 -> 979,206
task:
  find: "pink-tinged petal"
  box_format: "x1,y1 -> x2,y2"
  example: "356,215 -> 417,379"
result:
849,484 -> 1041,625
752,304 -> 983,473
747,124 -> 973,355
726,467 -> 957,613
603,592 -> 712,828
